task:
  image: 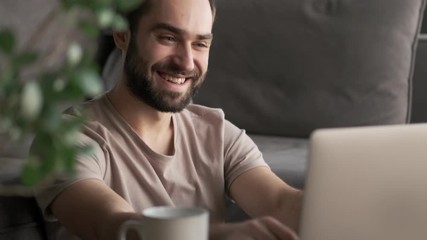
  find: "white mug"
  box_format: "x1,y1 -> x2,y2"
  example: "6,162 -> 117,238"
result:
118,206 -> 209,240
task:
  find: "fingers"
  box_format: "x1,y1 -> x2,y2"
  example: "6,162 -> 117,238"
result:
262,217 -> 299,240
209,217 -> 299,240
242,217 -> 299,240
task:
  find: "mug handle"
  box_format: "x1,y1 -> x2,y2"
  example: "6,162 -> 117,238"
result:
118,220 -> 144,240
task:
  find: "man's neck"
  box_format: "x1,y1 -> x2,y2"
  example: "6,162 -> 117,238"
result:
107,81 -> 174,155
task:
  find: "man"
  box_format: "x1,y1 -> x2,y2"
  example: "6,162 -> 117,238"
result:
35,0 -> 303,239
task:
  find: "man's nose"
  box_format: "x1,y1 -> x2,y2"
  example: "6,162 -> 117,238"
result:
173,44 -> 195,72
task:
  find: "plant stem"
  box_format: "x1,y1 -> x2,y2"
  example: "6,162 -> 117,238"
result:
23,6 -> 61,52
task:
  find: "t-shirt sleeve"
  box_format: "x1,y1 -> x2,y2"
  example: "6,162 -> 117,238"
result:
34,131 -> 107,221
223,120 -> 269,192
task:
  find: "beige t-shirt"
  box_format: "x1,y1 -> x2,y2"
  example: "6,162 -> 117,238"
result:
35,95 -> 268,238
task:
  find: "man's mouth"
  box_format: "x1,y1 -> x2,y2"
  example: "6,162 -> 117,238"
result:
163,74 -> 187,84
158,72 -> 190,85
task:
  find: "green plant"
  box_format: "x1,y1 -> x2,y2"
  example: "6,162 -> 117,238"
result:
0,0 -> 142,193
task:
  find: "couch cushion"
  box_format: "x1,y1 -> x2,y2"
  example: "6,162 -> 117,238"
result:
0,196 -> 47,240
250,135 -> 308,189
194,0 -> 426,137
0,159 -> 51,240
422,12 -> 427,33
411,35 -> 427,123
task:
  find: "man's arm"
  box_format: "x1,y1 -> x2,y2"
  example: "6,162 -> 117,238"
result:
50,179 -> 142,240
229,166 -> 303,231
208,166 -> 302,240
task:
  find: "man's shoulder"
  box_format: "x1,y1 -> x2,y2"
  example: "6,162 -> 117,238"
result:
63,95 -> 106,118
181,104 -> 225,120
62,95 -> 113,141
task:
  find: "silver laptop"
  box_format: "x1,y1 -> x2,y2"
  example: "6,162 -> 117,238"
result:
299,123 -> 427,240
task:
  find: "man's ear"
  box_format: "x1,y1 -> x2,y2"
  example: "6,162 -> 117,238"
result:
113,31 -> 131,51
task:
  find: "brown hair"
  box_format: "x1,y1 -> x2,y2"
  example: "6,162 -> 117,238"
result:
126,0 -> 216,34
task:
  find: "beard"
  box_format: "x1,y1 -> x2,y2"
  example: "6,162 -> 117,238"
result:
123,38 -> 206,113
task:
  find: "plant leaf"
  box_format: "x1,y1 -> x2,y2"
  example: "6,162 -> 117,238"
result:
112,15 -> 128,31
21,160 -> 42,186
116,0 -> 143,12
77,69 -> 103,96
79,20 -> 100,37
97,8 -> 115,28
0,29 -> 16,55
67,43 -> 83,66
20,81 -> 43,120
13,51 -> 38,68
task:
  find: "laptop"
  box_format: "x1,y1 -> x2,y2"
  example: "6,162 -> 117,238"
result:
299,123 -> 427,240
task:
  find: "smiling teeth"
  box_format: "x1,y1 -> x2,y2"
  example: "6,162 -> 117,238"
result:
164,75 -> 186,84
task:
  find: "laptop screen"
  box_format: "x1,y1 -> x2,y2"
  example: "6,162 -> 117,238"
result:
299,123 -> 427,240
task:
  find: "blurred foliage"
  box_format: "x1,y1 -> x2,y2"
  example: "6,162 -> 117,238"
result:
0,0 -> 142,187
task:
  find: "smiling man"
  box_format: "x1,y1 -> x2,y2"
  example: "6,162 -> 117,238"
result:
35,0 -> 302,239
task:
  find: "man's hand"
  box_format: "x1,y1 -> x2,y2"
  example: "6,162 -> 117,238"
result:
209,216 -> 299,240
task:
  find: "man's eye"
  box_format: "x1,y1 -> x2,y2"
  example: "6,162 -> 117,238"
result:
159,35 -> 176,42
194,42 -> 209,49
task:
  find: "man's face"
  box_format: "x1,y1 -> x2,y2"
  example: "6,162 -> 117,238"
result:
124,0 -> 213,112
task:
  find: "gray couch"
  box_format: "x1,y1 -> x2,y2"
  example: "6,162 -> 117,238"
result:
197,0 -> 427,190
1,0 -> 427,238
195,0 -> 427,221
